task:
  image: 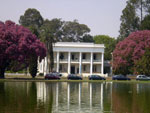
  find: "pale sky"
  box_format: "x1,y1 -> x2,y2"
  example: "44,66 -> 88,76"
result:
0,0 -> 127,38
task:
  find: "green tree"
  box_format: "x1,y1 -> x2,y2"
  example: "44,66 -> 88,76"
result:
130,0 -> 145,22
119,1 -> 140,40
62,20 -> 90,42
136,48 -> 150,76
81,34 -> 94,42
140,15 -> 150,30
94,35 -> 116,60
19,8 -> 44,77
40,19 -> 57,72
41,18 -> 64,42
40,18 -> 64,72
19,8 -> 43,28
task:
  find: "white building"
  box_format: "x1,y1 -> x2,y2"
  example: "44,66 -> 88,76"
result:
38,42 -> 105,77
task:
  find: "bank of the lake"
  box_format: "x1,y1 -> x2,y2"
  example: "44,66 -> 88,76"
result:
1,75 -> 150,83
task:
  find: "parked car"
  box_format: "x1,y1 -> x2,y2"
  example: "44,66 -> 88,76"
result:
89,75 -> 106,80
112,75 -> 131,80
45,73 -> 60,80
52,72 -> 62,77
67,74 -> 82,80
136,75 -> 150,81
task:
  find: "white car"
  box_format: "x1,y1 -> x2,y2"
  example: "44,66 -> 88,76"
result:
136,75 -> 150,81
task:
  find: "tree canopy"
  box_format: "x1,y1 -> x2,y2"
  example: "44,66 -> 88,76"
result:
19,8 -> 43,28
140,15 -> 150,30
0,20 -> 46,78
94,35 -> 116,60
136,48 -> 150,75
119,1 -> 140,40
19,8 -> 45,77
61,20 -> 91,42
119,0 -> 150,40
113,30 -> 150,75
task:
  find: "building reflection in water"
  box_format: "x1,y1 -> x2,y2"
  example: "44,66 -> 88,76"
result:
67,82 -> 70,109
1,82 -> 150,113
35,82 -> 113,112
36,82 -> 46,106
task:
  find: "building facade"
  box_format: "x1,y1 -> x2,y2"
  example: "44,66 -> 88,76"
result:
38,42 -> 105,77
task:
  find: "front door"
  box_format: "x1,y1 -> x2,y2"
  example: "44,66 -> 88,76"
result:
71,66 -> 75,74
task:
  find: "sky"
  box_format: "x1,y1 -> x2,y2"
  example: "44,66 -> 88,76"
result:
0,0 -> 127,38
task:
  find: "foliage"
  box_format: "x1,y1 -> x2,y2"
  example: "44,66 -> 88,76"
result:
19,8 -> 44,77
113,30 -> 150,75
140,15 -> 150,30
118,0 -> 150,40
130,0 -> 145,22
29,55 -> 38,78
119,1 -> 140,40
94,35 -> 116,60
40,19 -> 91,42
40,19 -> 64,42
62,20 -> 90,42
19,8 -> 43,28
136,48 -> 150,75
38,73 -> 44,76
40,19 -> 55,72
0,20 -> 46,78
81,34 -> 94,42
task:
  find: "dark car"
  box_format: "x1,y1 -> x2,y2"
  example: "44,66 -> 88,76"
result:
45,73 -> 60,80
52,72 -> 62,77
67,74 -> 82,80
112,75 -> 131,80
136,75 -> 150,81
89,75 -> 106,80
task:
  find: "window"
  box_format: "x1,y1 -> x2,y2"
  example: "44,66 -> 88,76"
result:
59,64 -> 62,71
72,54 -> 75,60
83,65 -> 86,71
93,65 -> 97,72
60,53 -> 64,59
82,53 -> 86,59
94,53 -> 96,60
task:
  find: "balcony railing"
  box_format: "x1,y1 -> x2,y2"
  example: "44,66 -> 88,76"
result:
82,59 -> 90,62
60,59 -> 68,62
71,59 -> 79,62
93,59 -> 101,62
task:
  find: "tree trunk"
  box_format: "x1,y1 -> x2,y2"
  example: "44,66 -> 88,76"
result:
140,0 -> 143,23
29,55 -> 38,78
0,67 -> 5,79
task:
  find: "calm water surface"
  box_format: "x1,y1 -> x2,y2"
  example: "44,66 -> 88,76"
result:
0,82 -> 150,113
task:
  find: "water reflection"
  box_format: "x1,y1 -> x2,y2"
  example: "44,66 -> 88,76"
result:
1,82 -> 150,113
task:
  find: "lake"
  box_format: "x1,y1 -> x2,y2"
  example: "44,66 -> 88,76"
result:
0,81 -> 150,113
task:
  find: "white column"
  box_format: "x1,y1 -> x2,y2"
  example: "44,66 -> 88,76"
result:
100,83 -> 104,111
56,52 -> 60,72
45,57 -> 48,74
79,52 -> 82,75
68,52 -> 71,74
90,52 -> 93,75
90,83 -> 92,108
67,83 -> 70,109
42,59 -> 45,74
78,83 -> 81,108
101,52 -> 104,74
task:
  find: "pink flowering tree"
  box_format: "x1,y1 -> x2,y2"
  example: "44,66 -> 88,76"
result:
113,30 -> 150,75
0,20 -> 46,78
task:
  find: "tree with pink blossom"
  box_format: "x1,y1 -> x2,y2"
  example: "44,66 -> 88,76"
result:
0,20 -> 46,78
113,30 -> 150,75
